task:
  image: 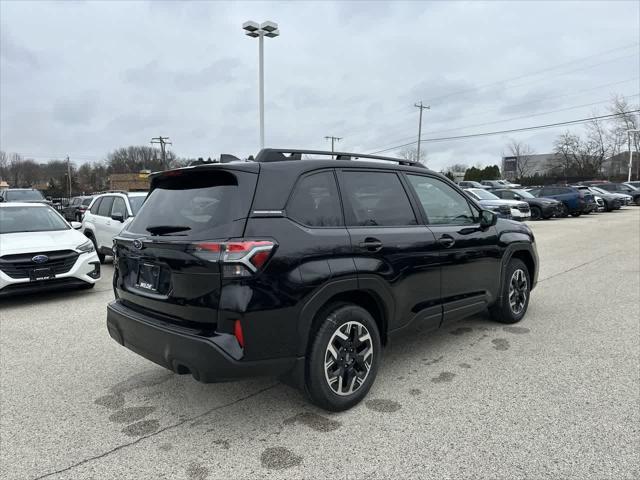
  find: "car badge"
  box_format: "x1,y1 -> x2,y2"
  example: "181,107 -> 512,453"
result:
32,255 -> 49,264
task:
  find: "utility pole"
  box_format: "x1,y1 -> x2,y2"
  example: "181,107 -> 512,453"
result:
324,136 -> 342,158
66,155 -> 71,197
627,129 -> 640,182
151,136 -> 172,170
414,102 -> 430,162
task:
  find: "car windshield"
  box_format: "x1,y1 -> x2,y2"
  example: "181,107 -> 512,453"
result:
469,189 -> 500,200
513,189 -> 535,198
6,190 -> 45,201
128,194 -> 147,215
0,206 -> 69,234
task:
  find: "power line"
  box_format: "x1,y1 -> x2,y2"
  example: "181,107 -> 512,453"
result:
338,42 -> 639,141
368,110 -> 640,154
364,77 -> 640,148
367,94 -> 639,153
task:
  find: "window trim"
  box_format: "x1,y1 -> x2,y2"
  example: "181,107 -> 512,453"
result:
284,168 -> 345,228
336,168 -> 420,228
403,173 -> 481,227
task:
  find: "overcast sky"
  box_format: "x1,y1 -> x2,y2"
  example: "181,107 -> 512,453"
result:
1,0 -> 639,171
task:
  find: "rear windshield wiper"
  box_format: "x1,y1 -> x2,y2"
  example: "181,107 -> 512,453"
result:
146,225 -> 192,235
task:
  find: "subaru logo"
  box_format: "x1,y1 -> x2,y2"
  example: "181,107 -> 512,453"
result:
32,255 -> 49,264
132,239 -> 143,250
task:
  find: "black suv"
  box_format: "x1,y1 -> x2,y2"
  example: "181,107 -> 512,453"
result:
107,149 -> 538,411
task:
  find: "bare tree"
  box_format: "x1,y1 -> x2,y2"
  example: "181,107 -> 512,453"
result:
398,146 -> 426,164
506,139 -> 536,179
8,153 -> 24,186
0,151 -> 7,181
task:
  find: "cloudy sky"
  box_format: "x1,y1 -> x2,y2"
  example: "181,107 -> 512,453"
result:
1,0 -> 639,171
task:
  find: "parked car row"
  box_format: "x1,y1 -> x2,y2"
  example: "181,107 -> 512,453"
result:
459,180 -> 639,220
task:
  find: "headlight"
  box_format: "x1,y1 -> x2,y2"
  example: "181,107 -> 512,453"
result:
77,239 -> 95,253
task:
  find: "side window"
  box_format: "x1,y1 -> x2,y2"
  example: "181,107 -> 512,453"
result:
287,171 -> 342,227
407,175 -> 477,225
111,197 -> 127,218
97,196 -> 114,217
90,197 -> 102,214
501,190 -> 515,199
341,171 -> 417,226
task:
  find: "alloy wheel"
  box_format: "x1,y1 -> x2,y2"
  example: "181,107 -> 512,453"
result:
324,321 -> 374,396
508,269 -> 528,315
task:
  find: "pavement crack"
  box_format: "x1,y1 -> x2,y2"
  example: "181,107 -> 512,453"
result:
31,383 -> 279,480
537,250 -> 621,284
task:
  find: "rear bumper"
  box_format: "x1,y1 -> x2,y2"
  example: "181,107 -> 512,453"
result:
106,300 -> 299,382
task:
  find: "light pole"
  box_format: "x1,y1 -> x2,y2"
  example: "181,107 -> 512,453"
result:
243,20 -> 280,150
627,129 -> 639,182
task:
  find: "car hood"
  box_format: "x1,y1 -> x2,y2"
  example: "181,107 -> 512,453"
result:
532,197 -> 561,205
0,229 -> 87,255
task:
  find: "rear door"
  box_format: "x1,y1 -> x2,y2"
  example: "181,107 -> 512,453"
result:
95,196 -> 115,249
337,169 -> 441,332
114,167 -> 258,325
405,174 -> 501,326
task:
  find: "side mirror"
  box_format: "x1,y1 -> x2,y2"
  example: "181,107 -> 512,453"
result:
480,209 -> 497,228
111,213 -> 125,223
70,221 -> 82,230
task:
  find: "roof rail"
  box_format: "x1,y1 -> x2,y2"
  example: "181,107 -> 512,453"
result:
254,148 -> 426,168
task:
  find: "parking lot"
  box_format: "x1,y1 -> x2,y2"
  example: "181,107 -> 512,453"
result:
1,208 -> 638,480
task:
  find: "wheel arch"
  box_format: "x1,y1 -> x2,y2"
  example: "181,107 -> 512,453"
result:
298,279 -> 392,357
500,244 -> 537,297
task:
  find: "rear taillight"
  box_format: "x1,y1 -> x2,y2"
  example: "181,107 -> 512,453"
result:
234,319 -> 245,348
192,240 -> 275,278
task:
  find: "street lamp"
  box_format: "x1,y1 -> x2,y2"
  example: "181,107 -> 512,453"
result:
626,129 -> 639,182
243,20 -> 280,150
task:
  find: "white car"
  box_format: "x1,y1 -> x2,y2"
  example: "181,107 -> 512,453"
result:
82,191 -> 148,263
465,188 -> 531,220
0,203 -> 101,296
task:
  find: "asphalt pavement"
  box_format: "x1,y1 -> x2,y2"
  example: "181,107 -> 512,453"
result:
1,208 -> 639,480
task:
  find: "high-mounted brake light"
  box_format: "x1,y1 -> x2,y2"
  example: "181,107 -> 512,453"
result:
192,240 -> 276,277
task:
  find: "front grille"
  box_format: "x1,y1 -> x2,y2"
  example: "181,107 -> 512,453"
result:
517,204 -> 530,213
0,250 -> 79,279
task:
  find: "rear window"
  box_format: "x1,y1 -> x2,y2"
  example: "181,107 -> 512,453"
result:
127,170 -> 256,240
6,190 -> 44,201
82,198 -> 93,206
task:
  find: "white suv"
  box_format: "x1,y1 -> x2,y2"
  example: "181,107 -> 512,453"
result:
83,191 -> 147,263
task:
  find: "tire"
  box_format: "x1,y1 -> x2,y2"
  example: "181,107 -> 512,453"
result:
530,206 -> 542,220
86,232 -> 105,264
558,203 -> 569,217
305,303 -> 382,412
571,212 -> 581,217
489,258 -> 531,324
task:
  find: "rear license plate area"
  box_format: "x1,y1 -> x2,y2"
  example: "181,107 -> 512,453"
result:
30,267 -> 54,281
136,263 -> 160,292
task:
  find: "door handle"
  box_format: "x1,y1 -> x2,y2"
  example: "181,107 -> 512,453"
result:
359,238 -> 383,252
437,235 -> 455,248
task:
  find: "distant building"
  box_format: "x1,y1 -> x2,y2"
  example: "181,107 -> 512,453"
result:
109,171 -> 150,191
502,153 -> 559,180
602,151 -> 639,178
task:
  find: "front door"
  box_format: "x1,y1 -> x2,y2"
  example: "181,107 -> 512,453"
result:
404,174 -> 502,327
337,169 -> 442,332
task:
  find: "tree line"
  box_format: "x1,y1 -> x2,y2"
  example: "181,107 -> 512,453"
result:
0,146 -> 211,196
